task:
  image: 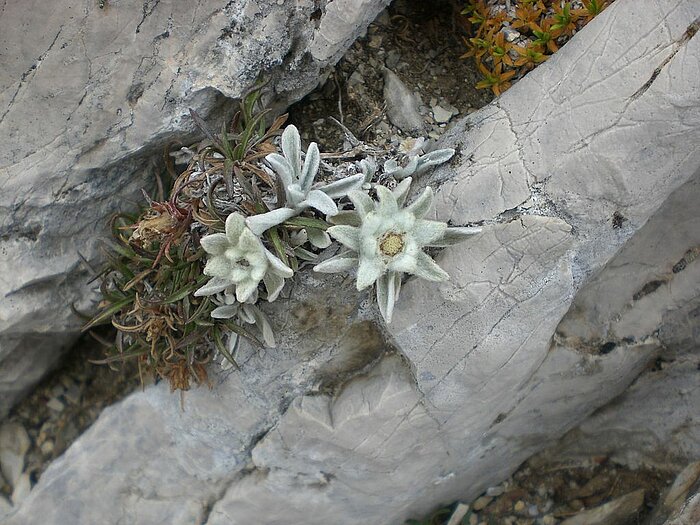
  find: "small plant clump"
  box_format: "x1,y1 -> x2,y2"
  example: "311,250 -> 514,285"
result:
459,0 -> 612,95
84,90 -> 479,392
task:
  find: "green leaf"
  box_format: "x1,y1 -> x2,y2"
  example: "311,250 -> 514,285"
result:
283,216 -> 330,230
212,327 -> 239,370
89,343 -> 146,364
161,274 -> 208,304
82,296 -> 134,331
267,227 -> 289,266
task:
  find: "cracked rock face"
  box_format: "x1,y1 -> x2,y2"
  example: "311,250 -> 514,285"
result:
0,0 -> 391,419
4,0 -> 700,523
543,174 -> 700,470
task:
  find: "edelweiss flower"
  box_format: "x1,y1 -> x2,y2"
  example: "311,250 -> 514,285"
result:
314,178 -> 480,322
195,213 -> 293,303
246,125 -> 364,235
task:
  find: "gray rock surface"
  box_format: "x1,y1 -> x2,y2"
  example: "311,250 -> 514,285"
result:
383,68 -> 425,134
559,489 -> 645,525
649,462 -> 700,525
0,423 -> 30,488
0,0 -> 391,419
5,0 -> 700,524
541,173 -> 700,470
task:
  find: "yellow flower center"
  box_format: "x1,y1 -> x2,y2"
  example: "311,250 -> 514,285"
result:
379,232 -> 405,257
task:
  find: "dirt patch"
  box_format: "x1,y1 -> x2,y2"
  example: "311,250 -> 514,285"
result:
409,456 -> 675,525
0,331 -> 140,500
288,0 -> 492,151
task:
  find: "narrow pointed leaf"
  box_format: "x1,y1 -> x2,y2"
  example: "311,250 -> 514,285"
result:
281,125 -> 302,179
376,272 -> 399,323
211,305 -> 240,319
300,142 -> 320,192
263,271 -> 285,302
313,255 -> 358,273
392,177 -> 413,207
283,216 -> 329,230
328,210 -> 361,227
347,190 -> 375,217
393,157 -> 419,180
406,187 -> 434,218
414,148 -> 455,175
427,226 -> 482,247
303,189 -> 338,216
306,228 -> 331,249
246,208 -> 298,236
264,248 -> 294,277
194,277 -> 230,297
327,225 -> 360,251
414,251 -> 449,282
319,174 -> 365,198
265,153 -> 294,189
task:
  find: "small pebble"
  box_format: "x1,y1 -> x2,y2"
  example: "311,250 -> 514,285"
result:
469,514 -> 478,525
50,385 -> 65,398
40,440 -> 54,456
528,504 -> 539,517
570,499 -> 584,511
432,104 -> 458,124
446,503 -> 470,525
368,35 -> 382,49
46,398 -> 65,413
385,49 -> 401,69
472,495 -> 493,511
542,516 -> 556,525
486,485 -> 505,497
0,494 -> 12,517
514,500 -> 526,513
11,472 -> 31,506
502,27 -> 521,42
348,71 -> 364,87
0,423 -> 31,487
64,385 -> 81,405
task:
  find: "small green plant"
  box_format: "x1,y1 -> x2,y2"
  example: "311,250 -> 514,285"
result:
476,62 -> 516,96
85,90 -> 477,391
551,2 -> 580,37
579,0 -> 609,21
84,89 -> 286,390
459,0 -> 615,96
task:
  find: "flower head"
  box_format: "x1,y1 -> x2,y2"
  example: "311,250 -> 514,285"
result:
313,178 -> 480,322
195,213 -> 293,303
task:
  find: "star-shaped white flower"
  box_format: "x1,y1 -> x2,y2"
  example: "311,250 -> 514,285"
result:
314,178 -> 480,322
195,213 -> 293,303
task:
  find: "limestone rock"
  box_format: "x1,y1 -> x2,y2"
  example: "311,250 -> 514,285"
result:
10,473 -> 31,507
0,494 -> 12,520
648,462 -> 700,525
559,489 -> 645,525
5,1 -> 700,524
0,423 -> 30,488
540,174 -> 700,470
0,0 -> 391,418
383,68 -> 425,134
